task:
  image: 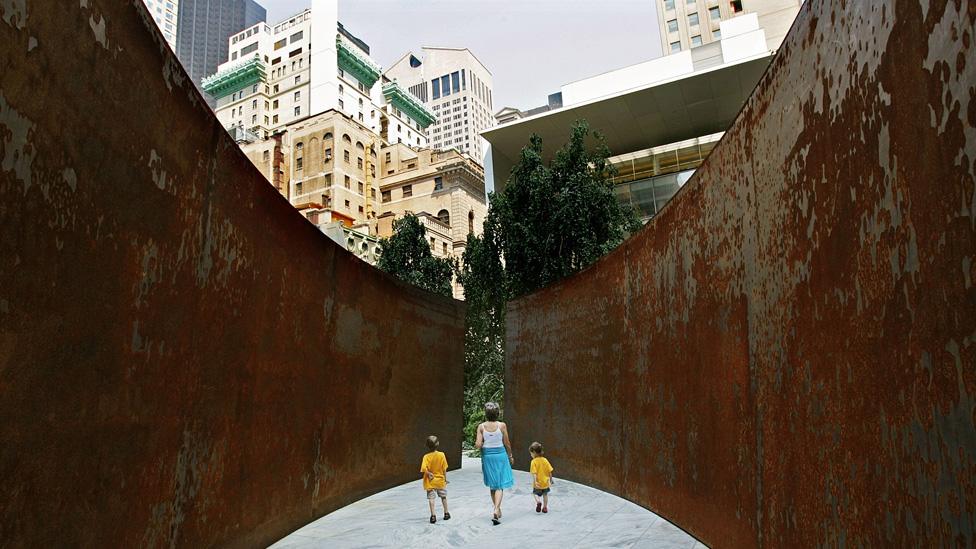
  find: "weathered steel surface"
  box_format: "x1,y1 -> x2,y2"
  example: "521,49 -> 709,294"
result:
0,1 -> 464,547
507,0 -> 976,546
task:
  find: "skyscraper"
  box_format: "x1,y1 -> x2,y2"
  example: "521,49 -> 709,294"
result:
175,0 -> 266,104
384,47 -> 495,162
141,0 -> 180,48
656,0 -> 801,54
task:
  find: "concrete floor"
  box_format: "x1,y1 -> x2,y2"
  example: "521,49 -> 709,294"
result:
269,456 -> 704,548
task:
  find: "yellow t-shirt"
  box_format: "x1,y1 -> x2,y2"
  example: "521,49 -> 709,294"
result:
530,457 -> 554,489
420,451 -> 448,490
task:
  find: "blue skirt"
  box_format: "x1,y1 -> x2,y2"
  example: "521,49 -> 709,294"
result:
481,446 -> 514,490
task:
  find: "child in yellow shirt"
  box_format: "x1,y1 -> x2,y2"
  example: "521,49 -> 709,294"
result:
420,435 -> 450,524
529,441 -> 554,513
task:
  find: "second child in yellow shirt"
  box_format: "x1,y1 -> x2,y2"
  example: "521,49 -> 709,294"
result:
420,435 -> 450,524
529,441 -> 554,513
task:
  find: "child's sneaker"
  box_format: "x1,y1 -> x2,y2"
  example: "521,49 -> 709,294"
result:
430,515 -> 436,524
542,506 -> 548,514
443,513 -> 451,521
535,502 -> 542,513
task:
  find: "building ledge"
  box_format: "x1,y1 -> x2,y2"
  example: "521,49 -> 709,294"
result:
382,81 -> 436,127
337,36 -> 381,88
202,55 -> 265,98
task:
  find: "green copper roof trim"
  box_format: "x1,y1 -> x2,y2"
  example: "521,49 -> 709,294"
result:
336,36 -> 381,88
382,81 -> 436,128
202,55 -> 266,98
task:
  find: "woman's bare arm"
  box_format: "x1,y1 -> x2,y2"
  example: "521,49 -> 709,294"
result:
501,423 -> 514,463
475,423 -> 484,449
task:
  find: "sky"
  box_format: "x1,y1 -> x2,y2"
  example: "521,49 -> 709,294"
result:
262,0 -> 663,112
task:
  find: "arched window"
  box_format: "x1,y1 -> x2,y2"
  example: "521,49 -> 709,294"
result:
324,132 -> 333,140
437,209 -> 450,226
356,141 -> 364,151
468,211 -> 474,235
342,134 -> 351,143
295,141 -> 303,151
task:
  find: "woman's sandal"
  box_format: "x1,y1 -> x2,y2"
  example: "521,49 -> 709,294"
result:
491,512 -> 500,525
430,515 -> 436,524
443,513 -> 451,520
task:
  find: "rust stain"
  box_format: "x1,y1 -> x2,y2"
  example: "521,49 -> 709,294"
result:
507,0 -> 976,547
0,1 -> 464,547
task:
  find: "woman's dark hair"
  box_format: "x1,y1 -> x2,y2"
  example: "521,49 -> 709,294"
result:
426,435 -> 439,450
529,441 -> 544,455
484,401 -> 500,421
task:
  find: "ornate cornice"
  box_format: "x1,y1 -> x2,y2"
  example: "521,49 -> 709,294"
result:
202,55 -> 265,98
337,36 -> 381,88
382,81 -> 436,128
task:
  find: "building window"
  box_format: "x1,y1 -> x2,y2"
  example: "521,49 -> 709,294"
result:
358,182 -> 364,193
713,29 -> 721,39
691,35 -> 703,47
437,209 -> 449,225
709,6 -> 720,20
402,185 -> 412,198
432,78 -> 440,99
382,190 -> 391,203
295,182 -> 302,194
344,175 -> 350,188
358,206 -> 364,213
667,19 -> 678,33
468,211 -> 474,234
442,242 -> 448,255
274,38 -> 286,50
344,150 -> 350,162
295,75 -> 301,84
296,142 -> 303,151
290,30 -> 303,43
296,157 -> 303,171
263,150 -> 270,162
294,106 -> 300,116
357,157 -> 363,169
385,152 -> 391,163
731,0 -> 743,12
451,71 -> 460,93
664,0 -> 675,9
273,115 -> 279,123
441,74 -> 450,97
338,99 -> 344,109
294,91 -> 300,101
670,41 -> 681,53
429,237 -> 435,249
345,199 -> 350,208
434,176 -> 443,191
325,147 -> 332,160
688,12 -> 699,26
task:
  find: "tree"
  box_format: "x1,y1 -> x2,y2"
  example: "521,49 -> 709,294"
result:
377,214 -> 455,297
455,225 -> 507,444
488,120 -> 640,297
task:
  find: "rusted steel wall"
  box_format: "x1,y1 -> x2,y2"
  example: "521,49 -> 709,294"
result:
0,1 -> 464,547
507,0 -> 976,546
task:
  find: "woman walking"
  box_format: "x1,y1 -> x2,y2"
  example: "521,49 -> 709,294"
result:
476,402 -> 515,525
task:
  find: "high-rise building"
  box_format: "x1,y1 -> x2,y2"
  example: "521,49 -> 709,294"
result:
656,0 -> 801,54
175,0 -> 265,104
384,47 -> 495,162
141,0 -> 180,48
203,4 -> 433,149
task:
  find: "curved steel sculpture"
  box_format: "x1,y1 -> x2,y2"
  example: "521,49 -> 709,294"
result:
0,1 -> 463,546
507,0 -> 976,546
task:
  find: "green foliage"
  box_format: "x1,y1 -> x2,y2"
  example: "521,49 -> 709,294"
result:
456,229 -> 506,451
488,120 -> 641,297
377,214 -> 455,297
457,120 -> 639,446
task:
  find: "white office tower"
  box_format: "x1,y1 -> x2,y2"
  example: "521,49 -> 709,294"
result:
385,47 -> 494,161
202,0 -> 432,148
142,0 -> 180,48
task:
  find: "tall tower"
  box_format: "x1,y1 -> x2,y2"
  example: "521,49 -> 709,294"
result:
656,0 -> 801,54
384,47 -> 494,163
141,0 -> 180,48
175,0 -> 266,105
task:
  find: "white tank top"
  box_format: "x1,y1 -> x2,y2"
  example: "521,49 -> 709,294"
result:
482,423 -> 504,448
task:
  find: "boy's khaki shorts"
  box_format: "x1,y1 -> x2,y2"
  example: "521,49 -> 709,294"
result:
426,488 -> 447,500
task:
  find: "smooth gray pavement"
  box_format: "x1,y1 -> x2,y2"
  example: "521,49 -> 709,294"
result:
269,456 -> 704,548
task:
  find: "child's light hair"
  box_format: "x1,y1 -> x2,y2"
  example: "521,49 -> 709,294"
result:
426,435 -> 439,450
